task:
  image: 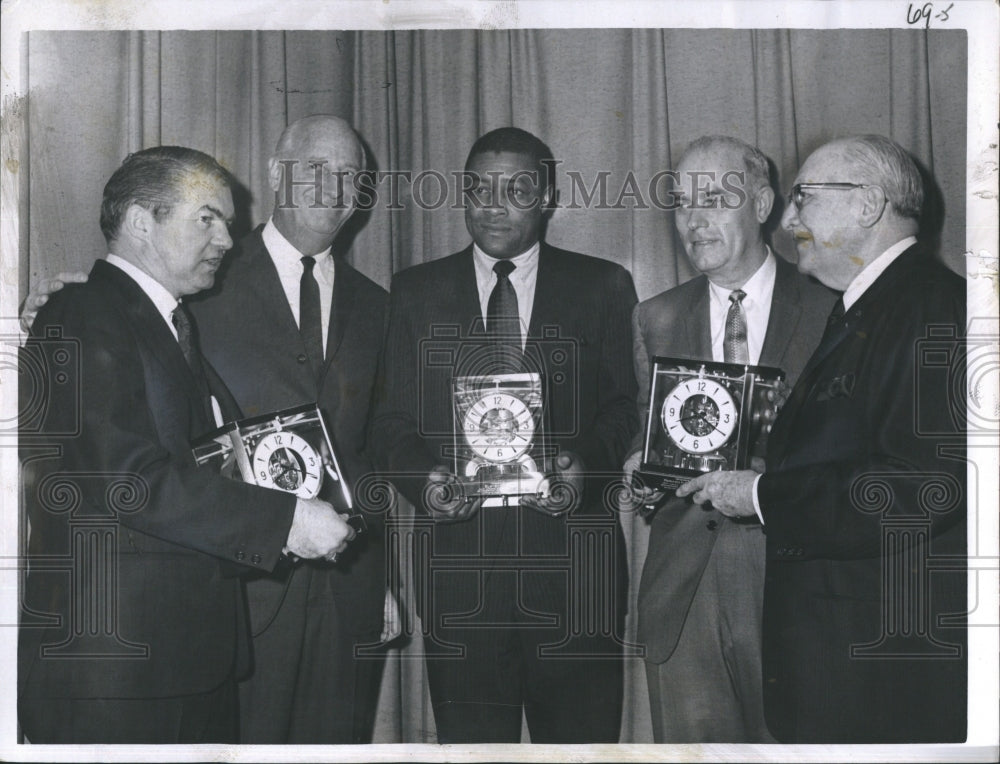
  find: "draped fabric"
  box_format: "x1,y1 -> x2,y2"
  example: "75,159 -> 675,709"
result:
20,28 -> 966,743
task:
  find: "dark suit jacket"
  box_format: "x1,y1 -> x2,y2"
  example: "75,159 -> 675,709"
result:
633,254 -> 835,663
188,226 -> 388,634
758,245 -> 967,743
19,260 -> 296,701
371,243 -> 638,621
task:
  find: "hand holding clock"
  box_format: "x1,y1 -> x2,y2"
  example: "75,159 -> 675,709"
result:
675,469 -> 758,518
424,466 -> 484,522
284,497 -> 357,560
521,451 -> 585,517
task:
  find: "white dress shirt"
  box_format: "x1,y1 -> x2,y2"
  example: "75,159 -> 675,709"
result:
472,241 -> 540,348
707,249 -> 777,365
262,218 -> 335,351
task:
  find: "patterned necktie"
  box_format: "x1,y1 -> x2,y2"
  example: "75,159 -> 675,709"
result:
723,289 -> 749,364
487,260 -> 520,371
300,255 -> 325,377
171,303 -> 212,420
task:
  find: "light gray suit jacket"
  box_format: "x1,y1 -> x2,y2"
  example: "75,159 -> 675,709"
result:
633,254 -> 835,663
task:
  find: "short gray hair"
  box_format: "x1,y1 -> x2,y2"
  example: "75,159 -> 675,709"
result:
837,134 -> 924,220
680,135 -> 771,193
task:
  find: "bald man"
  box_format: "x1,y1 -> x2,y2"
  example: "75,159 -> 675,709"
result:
21,116 -> 392,743
181,115 -> 390,743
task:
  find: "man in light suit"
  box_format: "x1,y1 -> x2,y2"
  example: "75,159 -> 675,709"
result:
18,146 -> 355,743
624,135 -> 835,742
371,127 -> 638,743
678,134 -> 967,743
189,115 -> 391,744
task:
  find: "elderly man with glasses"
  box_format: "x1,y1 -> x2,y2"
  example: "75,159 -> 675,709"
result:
677,134 -> 967,744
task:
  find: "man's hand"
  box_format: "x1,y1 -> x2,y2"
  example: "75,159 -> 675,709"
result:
675,470 -> 759,518
380,588 -> 402,644
285,498 -> 357,560
20,271 -> 88,333
522,451 -> 584,517
424,466 -> 482,522
623,449 -> 665,511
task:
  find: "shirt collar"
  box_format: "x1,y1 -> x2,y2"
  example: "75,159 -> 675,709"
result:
842,236 -> 917,310
472,240 -> 540,279
262,218 -> 333,269
707,247 -> 776,308
105,253 -> 179,326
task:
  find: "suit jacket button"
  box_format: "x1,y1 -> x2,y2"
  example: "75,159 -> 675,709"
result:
296,353 -> 308,364
706,520 -> 718,531
235,550 -> 245,561
251,553 -> 262,564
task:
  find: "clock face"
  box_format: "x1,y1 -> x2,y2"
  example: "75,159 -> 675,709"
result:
462,392 -> 535,463
661,378 -> 738,454
251,431 -> 324,498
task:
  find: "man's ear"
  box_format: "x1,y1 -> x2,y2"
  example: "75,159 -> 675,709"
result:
858,186 -> 888,228
754,186 -> 775,224
267,157 -> 282,193
541,184 -> 555,211
122,203 -> 155,243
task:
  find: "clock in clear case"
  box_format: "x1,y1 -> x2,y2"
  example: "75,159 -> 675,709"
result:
191,403 -> 354,515
636,357 -> 785,494
452,372 -> 547,507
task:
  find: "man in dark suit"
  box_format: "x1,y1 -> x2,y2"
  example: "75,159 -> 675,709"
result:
678,134 -> 967,743
18,146 -> 356,743
188,115 -> 391,743
371,127 -> 638,743
624,135 -> 835,742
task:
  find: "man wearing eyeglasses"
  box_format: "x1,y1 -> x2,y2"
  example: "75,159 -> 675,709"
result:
624,135 -> 835,742
676,135 -> 967,743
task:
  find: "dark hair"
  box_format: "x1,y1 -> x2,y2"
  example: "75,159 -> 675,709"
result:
100,146 -> 231,243
464,127 -> 557,200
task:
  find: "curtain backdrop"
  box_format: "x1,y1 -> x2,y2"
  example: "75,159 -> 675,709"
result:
20,28 -> 968,744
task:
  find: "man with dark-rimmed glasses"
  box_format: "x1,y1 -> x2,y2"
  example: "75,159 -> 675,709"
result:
677,134 -> 967,743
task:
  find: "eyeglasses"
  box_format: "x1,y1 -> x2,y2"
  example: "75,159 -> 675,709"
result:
788,182 -> 874,209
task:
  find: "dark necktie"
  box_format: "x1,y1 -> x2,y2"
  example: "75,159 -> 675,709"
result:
723,289 -> 749,364
821,297 -> 846,343
300,255 -> 325,377
172,303 -> 212,421
486,260 -> 520,371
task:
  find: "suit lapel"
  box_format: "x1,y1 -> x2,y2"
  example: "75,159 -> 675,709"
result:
759,257 -> 802,368
770,246 -> 919,457
323,259 -> 353,369
454,246 -> 487,336
92,261 -> 211,428
527,244 -> 559,337
686,278 -> 712,358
